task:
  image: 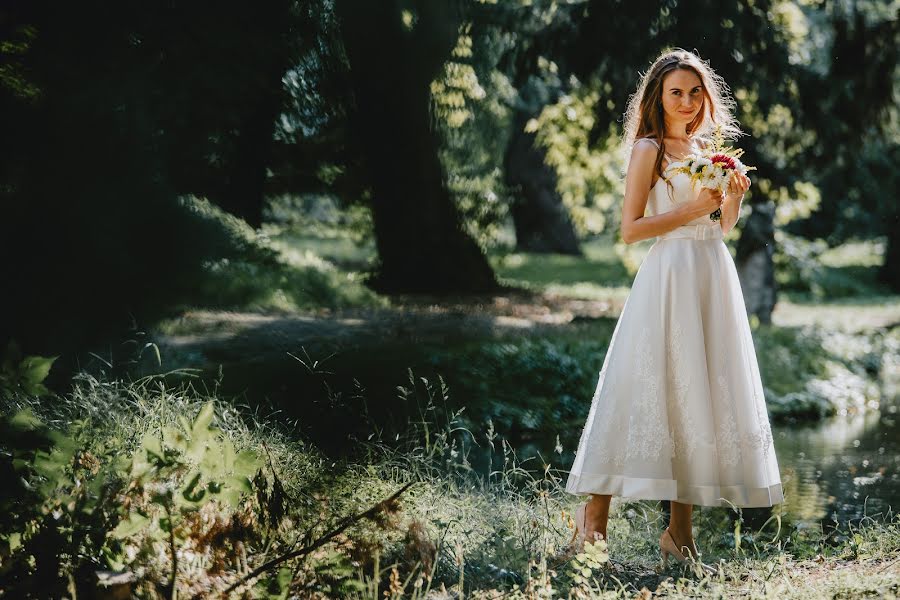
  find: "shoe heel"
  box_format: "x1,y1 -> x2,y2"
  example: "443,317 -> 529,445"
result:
570,503 -> 586,554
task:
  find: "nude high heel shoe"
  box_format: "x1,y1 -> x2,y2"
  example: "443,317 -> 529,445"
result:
659,528 -> 716,575
570,502 -> 604,555
569,502 -> 587,554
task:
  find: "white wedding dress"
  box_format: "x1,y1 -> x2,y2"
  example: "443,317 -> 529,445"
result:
565,138 -> 783,507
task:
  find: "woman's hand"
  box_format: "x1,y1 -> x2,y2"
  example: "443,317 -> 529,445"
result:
727,171 -> 751,197
693,187 -> 724,214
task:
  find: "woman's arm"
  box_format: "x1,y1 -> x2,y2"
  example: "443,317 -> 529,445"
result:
719,191 -> 744,236
719,169 -> 751,236
620,141 -> 711,244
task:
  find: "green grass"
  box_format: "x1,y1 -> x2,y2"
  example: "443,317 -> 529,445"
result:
190,254 -> 386,314
489,235 -> 647,302
2,374 -> 898,598
266,228 -> 377,273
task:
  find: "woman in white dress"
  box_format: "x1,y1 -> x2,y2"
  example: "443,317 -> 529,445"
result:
565,48 -> 783,569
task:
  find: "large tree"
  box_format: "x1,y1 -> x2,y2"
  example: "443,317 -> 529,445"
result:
334,0 -> 499,293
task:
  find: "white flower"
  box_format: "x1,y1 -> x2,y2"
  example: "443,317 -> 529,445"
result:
712,170 -> 728,190
691,157 -> 712,175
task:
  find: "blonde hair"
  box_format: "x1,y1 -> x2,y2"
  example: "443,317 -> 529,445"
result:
621,47 -> 744,183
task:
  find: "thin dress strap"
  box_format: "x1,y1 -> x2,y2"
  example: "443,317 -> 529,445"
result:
637,136 -> 694,161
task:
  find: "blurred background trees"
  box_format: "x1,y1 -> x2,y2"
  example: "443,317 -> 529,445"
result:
0,0 -> 897,357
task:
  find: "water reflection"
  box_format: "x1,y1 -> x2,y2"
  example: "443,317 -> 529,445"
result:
773,409 -> 899,526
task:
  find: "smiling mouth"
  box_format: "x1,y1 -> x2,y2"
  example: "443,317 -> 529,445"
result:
680,110 -> 694,115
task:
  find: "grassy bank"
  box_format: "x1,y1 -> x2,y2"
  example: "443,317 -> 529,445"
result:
2,374 -> 898,598
146,298 -> 897,448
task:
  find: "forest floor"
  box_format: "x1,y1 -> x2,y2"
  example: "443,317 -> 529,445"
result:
153,287 -> 900,371
150,232 -> 900,381
4,377 -> 899,599
6,236 -> 900,598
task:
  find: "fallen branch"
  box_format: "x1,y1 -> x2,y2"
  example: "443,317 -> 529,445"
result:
213,480 -> 416,599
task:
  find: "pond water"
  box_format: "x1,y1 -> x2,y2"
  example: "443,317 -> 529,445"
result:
770,409 -> 899,525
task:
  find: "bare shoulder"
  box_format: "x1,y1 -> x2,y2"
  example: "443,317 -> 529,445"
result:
630,138 -> 659,159
629,139 -> 658,172
626,138 -> 659,190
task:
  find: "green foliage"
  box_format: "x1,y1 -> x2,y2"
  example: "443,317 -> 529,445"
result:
251,566 -> 294,599
426,336 -> 612,435
264,194 -> 376,251
530,78 -> 625,237
104,400 -> 263,594
0,24 -> 40,99
193,254 -> 382,313
430,25 -> 489,131
0,341 -> 57,397
0,394 -> 263,597
179,195 -> 279,264
0,374 -> 427,598
753,323 -> 889,421
775,232 -> 890,299
735,86 -> 820,230
174,195 -> 383,313
0,408 -> 126,597
2,360 -> 899,598
569,538 -> 610,589
123,401 -> 259,511
433,24 -> 518,249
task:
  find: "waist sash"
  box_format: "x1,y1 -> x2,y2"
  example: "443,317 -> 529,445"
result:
656,223 -> 724,241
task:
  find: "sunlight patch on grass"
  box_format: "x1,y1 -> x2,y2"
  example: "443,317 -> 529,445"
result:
819,237 -> 886,268
543,282 -> 632,303
773,297 -> 900,332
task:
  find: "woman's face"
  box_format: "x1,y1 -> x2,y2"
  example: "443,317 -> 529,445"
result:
660,68 -> 703,126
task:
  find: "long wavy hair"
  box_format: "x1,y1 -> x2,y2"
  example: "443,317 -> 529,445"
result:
621,48 -> 744,192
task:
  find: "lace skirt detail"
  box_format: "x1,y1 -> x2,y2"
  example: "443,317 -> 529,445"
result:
565,237 -> 783,508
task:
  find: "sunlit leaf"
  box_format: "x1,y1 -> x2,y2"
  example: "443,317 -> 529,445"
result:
112,512 -> 150,539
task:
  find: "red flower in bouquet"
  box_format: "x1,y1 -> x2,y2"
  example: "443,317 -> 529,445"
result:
709,153 -> 736,170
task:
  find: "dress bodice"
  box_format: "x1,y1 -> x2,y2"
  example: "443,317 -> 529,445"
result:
646,169 -> 713,227
637,138 -> 723,241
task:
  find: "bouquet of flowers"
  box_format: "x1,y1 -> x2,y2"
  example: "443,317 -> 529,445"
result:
664,125 -> 756,222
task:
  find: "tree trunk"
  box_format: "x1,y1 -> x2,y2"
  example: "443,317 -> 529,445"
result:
336,0 -> 498,294
504,112 -> 582,255
216,74 -> 287,229
735,200 -> 777,324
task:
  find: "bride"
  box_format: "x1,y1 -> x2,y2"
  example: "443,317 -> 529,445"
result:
565,48 -> 783,571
